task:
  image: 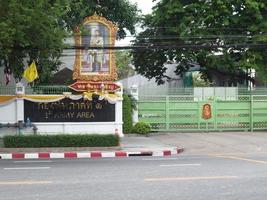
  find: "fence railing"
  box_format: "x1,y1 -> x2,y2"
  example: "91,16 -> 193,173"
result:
0,86 -> 18,95
0,85 -> 72,95
2,85 -> 267,95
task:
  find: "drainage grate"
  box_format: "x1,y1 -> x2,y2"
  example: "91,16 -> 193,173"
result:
128,152 -> 153,156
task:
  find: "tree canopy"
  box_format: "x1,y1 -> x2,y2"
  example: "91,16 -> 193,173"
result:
61,0 -> 139,39
0,0 -> 139,84
132,0 -> 267,85
116,51 -> 135,80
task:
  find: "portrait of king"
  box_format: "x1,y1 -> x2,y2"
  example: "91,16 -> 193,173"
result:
73,14 -> 117,82
81,22 -> 110,74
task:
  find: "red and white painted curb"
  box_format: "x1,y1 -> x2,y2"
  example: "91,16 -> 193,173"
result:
0,148 -> 184,160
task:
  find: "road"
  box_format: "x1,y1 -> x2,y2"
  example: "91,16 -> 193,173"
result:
1,153 -> 267,200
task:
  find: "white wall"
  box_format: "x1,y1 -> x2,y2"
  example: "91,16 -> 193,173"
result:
0,100 -> 17,123
30,122 -> 122,135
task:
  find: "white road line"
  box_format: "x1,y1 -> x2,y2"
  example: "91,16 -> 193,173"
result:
0,180 -> 52,185
142,158 -> 180,161
145,176 -> 238,182
4,167 -> 51,170
13,160 -> 53,163
160,164 -> 201,167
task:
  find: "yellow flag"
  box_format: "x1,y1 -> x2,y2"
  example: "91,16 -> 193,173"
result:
23,61 -> 39,82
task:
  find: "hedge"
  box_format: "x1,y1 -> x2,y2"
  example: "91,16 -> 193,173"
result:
123,94 -> 133,133
132,122 -> 151,135
3,134 -> 119,148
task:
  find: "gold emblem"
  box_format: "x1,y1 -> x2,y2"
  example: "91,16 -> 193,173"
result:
95,103 -> 102,109
202,103 -> 212,119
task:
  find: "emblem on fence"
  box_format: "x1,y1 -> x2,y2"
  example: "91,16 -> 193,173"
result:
202,103 -> 212,119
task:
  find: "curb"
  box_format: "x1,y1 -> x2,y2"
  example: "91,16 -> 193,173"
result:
0,148 -> 184,160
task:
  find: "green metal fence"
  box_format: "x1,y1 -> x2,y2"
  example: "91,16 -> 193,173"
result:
138,95 -> 267,132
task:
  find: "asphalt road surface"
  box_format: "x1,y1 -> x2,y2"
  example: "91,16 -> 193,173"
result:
1,153 -> 267,200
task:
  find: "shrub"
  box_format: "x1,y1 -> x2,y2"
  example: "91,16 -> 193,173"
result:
123,94 -> 133,133
132,122 -> 151,135
3,134 -> 119,148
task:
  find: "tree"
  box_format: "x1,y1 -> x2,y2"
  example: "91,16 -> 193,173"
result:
0,0 -> 139,84
132,0 -> 267,85
122,93 -> 133,133
0,0 -> 67,83
192,72 -> 211,87
60,0 -> 139,39
116,51 -> 135,80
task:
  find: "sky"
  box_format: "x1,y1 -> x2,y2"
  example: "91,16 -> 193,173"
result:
116,0 -> 157,46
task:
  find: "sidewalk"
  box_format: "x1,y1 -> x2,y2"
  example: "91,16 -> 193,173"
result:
2,131 -> 267,159
150,131 -> 267,155
0,134 -> 183,159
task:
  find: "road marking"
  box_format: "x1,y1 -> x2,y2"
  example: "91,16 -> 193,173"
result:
145,176 -> 238,182
213,155 -> 267,165
142,158 -> 180,161
4,167 -> 50,170
209,152 -> 267,156
0,180 -> 52,185
13,160 -> 53,163
160,164 -> 201,167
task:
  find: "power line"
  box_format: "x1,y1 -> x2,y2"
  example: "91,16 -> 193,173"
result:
57,43 -> 267,56
10,42 -> 267,55
65,33 -> 267,40
68,43 -> 267,50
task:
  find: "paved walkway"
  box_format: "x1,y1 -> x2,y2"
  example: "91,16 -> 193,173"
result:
120,135 -> 178,152
150,131 -> 267,155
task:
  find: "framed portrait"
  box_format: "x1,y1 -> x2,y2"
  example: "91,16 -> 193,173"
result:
73,13 -> 118,82
202,103 -> 212,119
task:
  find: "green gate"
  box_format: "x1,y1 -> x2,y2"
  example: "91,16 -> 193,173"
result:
138,95 -> 267,132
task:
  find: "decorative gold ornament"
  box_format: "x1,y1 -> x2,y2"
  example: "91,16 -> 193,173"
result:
202,103 -> 212,119
73,13 -> 118,82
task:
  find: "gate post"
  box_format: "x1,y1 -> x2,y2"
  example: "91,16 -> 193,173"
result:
15,82 -> 25,123
130,84 -> 138,125
166,96 -> 170,131
214,96 -> 218,131
250,94 -> 253,132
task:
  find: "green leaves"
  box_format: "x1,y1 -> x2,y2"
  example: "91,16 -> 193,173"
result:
116,51 -> 135,80
123,94 -> 133,133
61,0 -> 139,39
132,122 -> 151,135
0,0 -> 66,83
3,134 -> 119,148
132,0 -> 267,85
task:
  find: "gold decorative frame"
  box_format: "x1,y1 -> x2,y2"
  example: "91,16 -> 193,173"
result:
73,13 -> 118,82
